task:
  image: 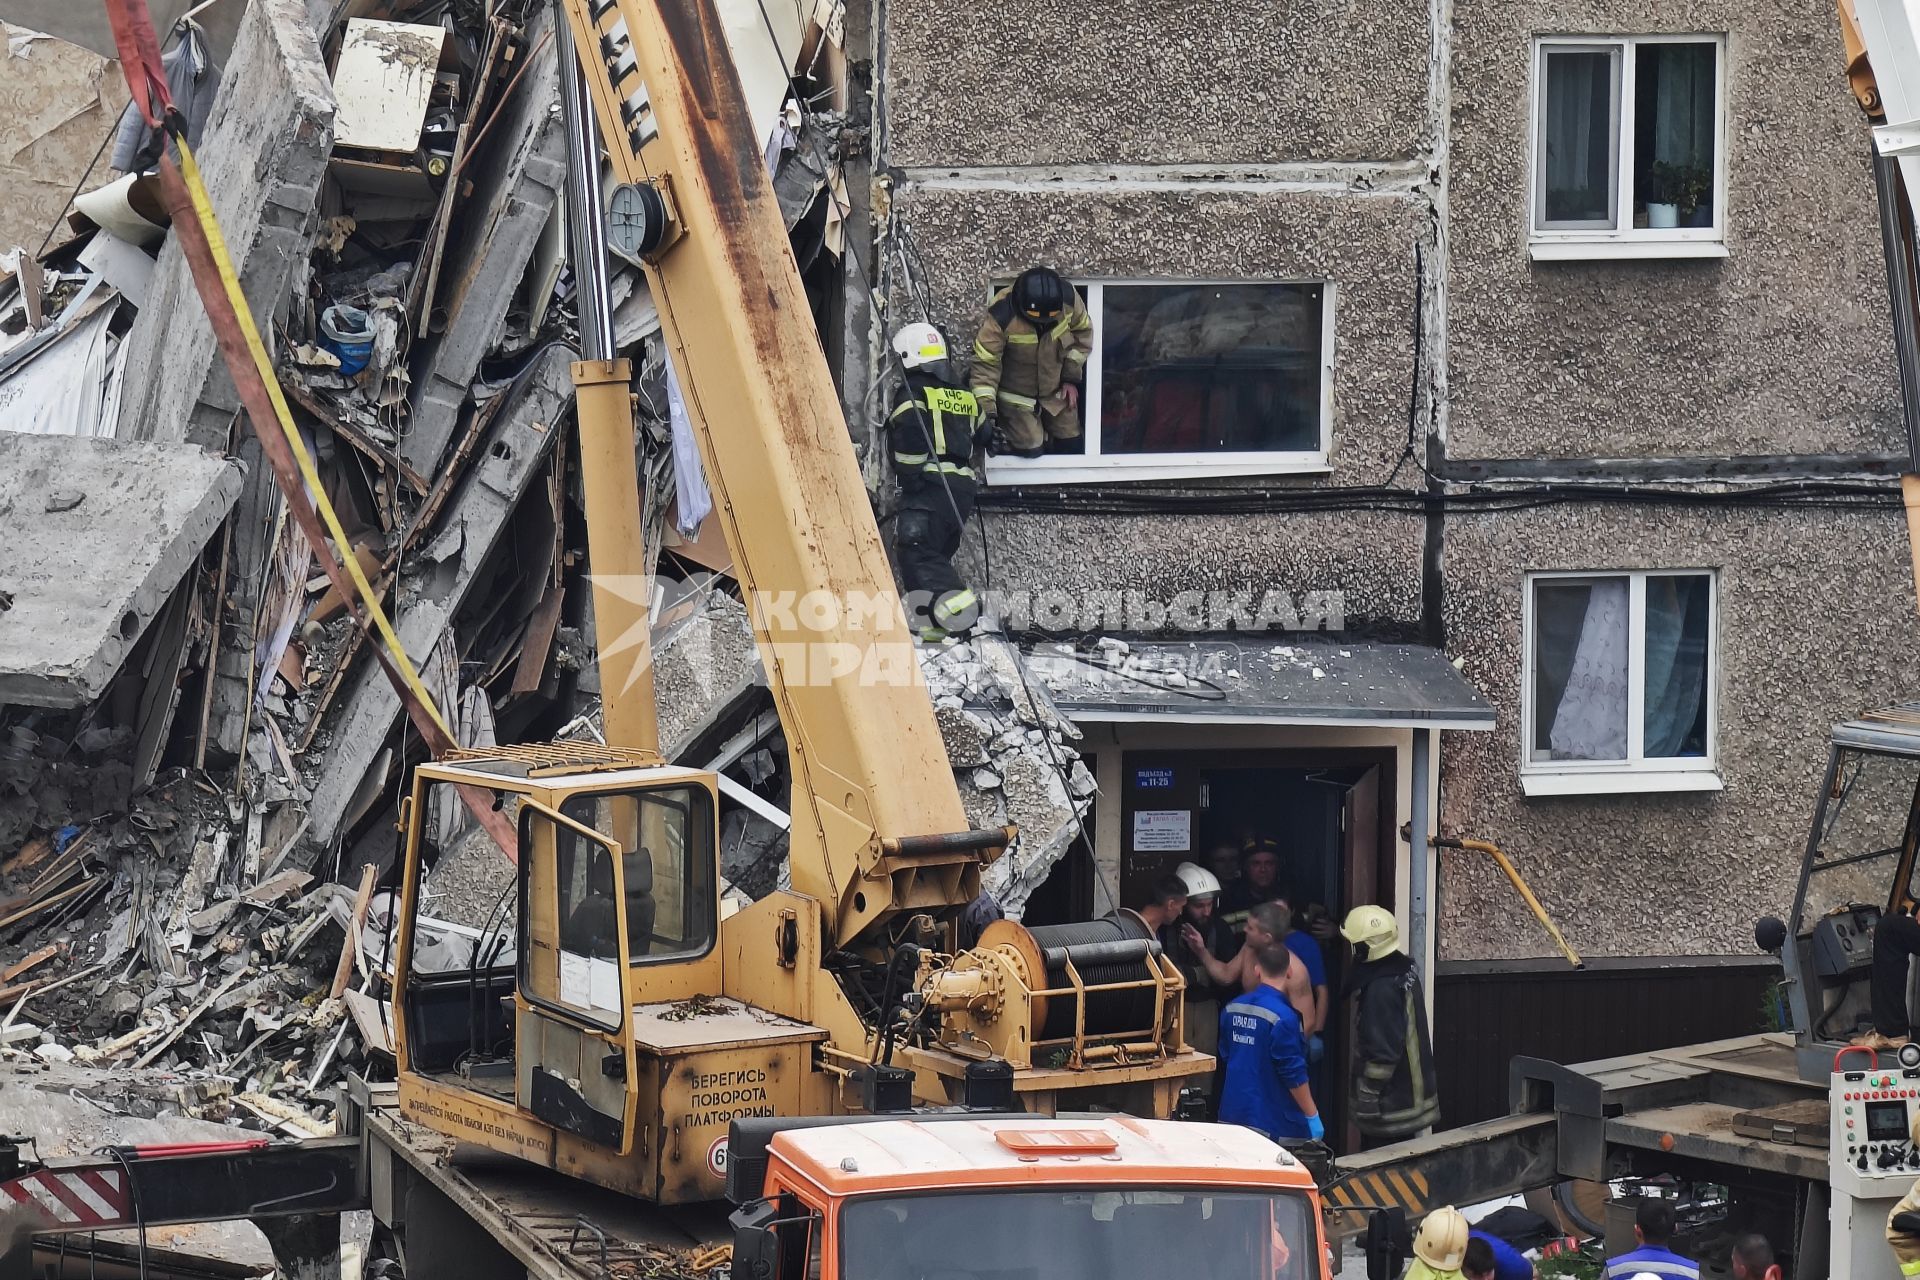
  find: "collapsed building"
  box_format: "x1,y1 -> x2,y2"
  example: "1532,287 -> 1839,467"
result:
0,0 -> 1089,1155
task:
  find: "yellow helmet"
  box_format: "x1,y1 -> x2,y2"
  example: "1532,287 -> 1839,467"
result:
1340,904 -> 1401,958
1412,1206 -> 1468,1270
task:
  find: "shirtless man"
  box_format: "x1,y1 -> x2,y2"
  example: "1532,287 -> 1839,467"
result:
1184,901 -> 1317,1033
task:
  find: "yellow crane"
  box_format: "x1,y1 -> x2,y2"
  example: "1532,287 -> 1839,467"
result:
383,0 -> 1212,1205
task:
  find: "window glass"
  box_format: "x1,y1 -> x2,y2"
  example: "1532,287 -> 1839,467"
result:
1531,577 -> 1629,763
1540,48 -> 1620,228
1632,42 -> 1717,228
1528,571 -> 1714,768
562,786 -> 716,966
1643,574 -> 1711,758
1099,283 -> 1323,457
841,1189 -> 1312,1280
553,830 -> 622,1015
1803,750 -> 1920,919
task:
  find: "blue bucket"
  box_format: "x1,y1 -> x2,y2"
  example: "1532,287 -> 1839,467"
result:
319,304 -> 374,375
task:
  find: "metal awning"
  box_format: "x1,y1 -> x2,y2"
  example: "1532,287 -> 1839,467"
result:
1025,637 -> 1495,731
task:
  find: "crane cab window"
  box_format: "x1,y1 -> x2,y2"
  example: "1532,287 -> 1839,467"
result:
561,785 -> 716,965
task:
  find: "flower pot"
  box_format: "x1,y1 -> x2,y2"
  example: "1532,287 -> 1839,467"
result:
1686,204 -> 1713,228
1647,203 -> 1679,229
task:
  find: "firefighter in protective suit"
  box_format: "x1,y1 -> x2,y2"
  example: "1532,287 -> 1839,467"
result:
971,267 -> 1094,457
886,323 -> 990,641
1405,1207 -> 1469,1280
1887,1108 -> 1920,1274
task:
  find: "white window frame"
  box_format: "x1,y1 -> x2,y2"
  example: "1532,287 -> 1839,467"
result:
1527,34 -> 1730,262
1519,569 -> 1722,797
982,279 -> 1336,487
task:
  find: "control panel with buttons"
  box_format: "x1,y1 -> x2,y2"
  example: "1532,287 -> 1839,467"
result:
1831,1068 -> 1920,1196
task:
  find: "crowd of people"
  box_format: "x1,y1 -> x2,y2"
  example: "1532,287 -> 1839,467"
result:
1392,1198 -> 1783,1280
1131,836 -> 1438,1149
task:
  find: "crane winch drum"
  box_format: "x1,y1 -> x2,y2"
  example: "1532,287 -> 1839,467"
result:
920,910 -> 1190,1070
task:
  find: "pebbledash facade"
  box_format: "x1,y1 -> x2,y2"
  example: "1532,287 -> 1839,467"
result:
829,0 -> 1920,1118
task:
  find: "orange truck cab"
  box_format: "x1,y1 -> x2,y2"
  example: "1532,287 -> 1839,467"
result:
724,1116 -> 1334,1280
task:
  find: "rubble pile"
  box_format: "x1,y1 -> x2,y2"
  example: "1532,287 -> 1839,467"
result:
0,774 -> 364,1136
922,637 -> 1095,914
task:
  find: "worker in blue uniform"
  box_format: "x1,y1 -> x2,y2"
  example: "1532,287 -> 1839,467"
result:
1464,1232 -> 1534,1280
1216,943 -> 1322,1142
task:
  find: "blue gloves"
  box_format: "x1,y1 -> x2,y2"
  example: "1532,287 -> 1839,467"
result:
1306,1114 -> 1325,1141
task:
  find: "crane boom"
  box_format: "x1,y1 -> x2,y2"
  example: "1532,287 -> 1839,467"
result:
557,0 -> 981,949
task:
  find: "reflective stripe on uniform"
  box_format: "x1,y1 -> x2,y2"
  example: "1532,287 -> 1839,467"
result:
1901,1260 -> 1920,1277
973,341 -> 998,363
1005,332 -> 1039,345
996,390 -> 1038,409
934,588 -> 978,621
892,451 -> 929,465
1063,348 -> 1089,366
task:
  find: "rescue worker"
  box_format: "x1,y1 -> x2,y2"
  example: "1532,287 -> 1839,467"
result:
1603,1201 -> 1698,1280
1216,943 -> 1322,1142
1340,904 -> 1440,1144
1171,861 -> 1235,1105
971,267 -> 1093,457
1887,1107 -> 1920,1274
886,323 -> 991,641
1464,1232 -> 1534,1280
1406,1208 -> 1469,1280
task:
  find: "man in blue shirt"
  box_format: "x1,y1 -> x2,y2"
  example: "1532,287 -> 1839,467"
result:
1464,1232 -> 1533,1280
1217,944 -> 1322,1142
1604,1201 -> 1699,1280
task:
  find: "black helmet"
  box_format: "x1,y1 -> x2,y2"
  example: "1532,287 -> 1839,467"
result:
1011,267 -> 1067,327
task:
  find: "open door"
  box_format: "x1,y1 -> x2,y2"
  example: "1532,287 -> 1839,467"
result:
1336,764 -> 1383,1151
516,799 -> 639,1152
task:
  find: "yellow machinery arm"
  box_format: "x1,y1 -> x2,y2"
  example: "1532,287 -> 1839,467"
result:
557,0 -> 990,949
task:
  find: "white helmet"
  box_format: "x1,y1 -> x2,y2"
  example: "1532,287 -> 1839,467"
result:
1341,904 -> 1402,958
891,322 -> 949,371
1173,862 -> 1221,899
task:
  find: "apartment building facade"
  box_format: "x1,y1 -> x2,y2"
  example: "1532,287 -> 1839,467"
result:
838,0 -> 1920,1090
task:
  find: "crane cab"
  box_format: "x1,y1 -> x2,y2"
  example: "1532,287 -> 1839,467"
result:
390,743 -> 827,1203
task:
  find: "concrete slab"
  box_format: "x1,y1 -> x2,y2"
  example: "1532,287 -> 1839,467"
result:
115,0 -> 335,450
0,434 -> 242,708
399,7 -> 566,475
305,345 -> 573,848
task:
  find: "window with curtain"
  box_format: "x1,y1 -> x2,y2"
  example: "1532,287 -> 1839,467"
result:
1526,571 -> 1715,783
1532,36 -> 1725,253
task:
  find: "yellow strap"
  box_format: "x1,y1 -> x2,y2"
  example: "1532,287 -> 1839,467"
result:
176,138 -> 452,739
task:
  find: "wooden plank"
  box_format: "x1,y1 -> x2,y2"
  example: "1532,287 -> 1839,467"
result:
0,946 -> 58,985
330,863 -> 379,999
510,583 -> 565,695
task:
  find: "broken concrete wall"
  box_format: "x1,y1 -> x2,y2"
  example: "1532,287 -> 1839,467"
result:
1447,0 -> 1903,460
888,185 -> 1429,483
114,0 -> 335,451
399,11 -> 566,476
0,434 -> 241,708
306,346 -> 574,850
1438,502 -> 1920,961
882,0 -> 1428,168
0,25 -> 128,251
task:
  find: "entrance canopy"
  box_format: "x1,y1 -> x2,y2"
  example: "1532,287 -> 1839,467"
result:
1027,638 -> 1495,731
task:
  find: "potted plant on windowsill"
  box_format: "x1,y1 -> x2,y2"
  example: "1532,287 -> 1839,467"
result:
1645,161 -> 1684,229
1646,162 -> 1713,231
1678,165 -> 1714,228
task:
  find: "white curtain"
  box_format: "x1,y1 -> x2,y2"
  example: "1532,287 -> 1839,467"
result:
1543,51 -> 1611,220
1651,44 -> 1714,169
1549,578 -> 1630,761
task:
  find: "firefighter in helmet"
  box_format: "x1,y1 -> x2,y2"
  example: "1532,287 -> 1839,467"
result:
971,267 -> 1094,457
886,323 -> 990,641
